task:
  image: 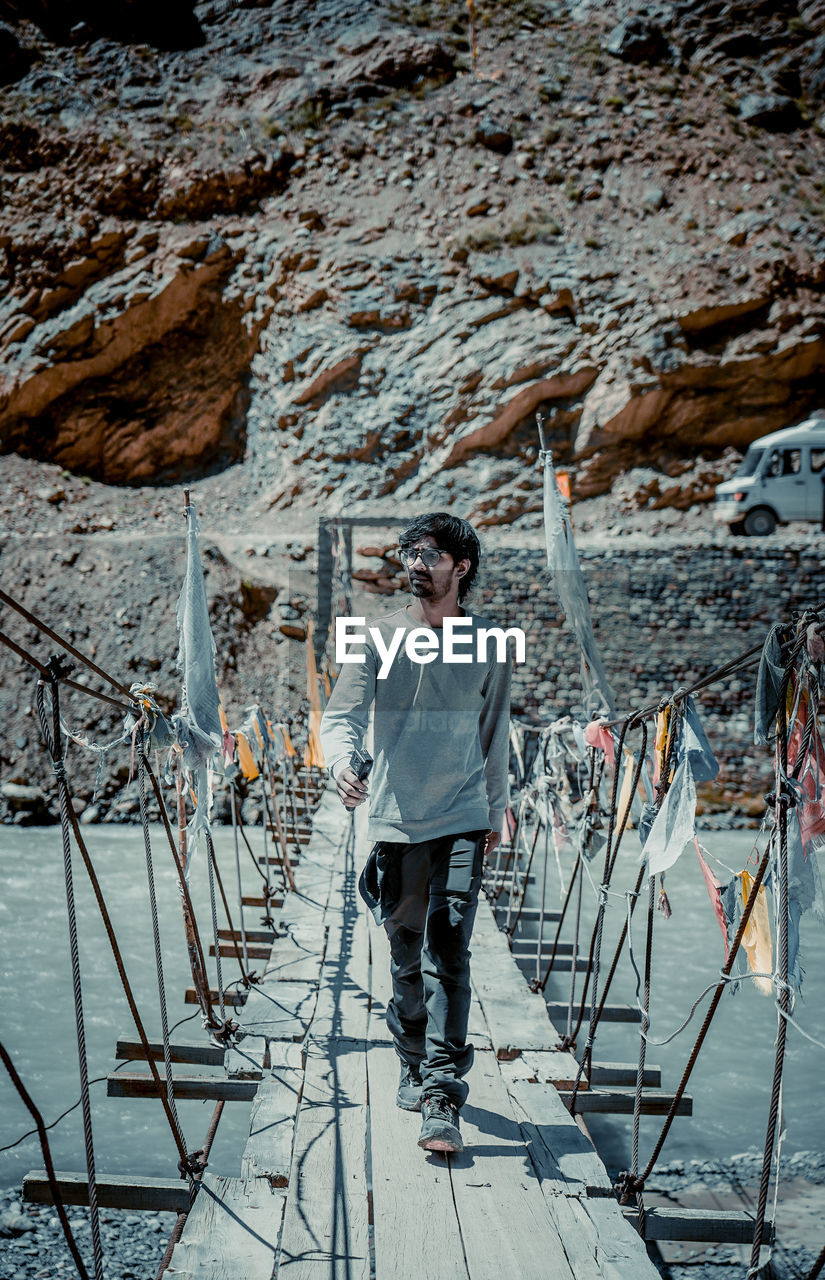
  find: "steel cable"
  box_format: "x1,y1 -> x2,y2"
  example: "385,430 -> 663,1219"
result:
35,677 -> 104,1280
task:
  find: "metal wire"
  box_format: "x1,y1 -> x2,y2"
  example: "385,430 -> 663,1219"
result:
35,677 -> 104,1280
137,731 -> 186,1158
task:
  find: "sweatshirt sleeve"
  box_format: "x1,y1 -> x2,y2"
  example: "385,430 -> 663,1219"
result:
478,643 -> 512,833
320,641 -> 377,780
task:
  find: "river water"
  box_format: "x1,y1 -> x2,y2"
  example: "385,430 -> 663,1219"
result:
1,825 -> 824,1193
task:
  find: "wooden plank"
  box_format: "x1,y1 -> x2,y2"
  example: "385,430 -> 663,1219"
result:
309,871 -> 371,1043
556,1089 -> 693,1116
495,907 -> 562,923
497,1050 -> 588,1091
498,1074 -> 612,1195
107,1072 -> 258,1102
167,1172 -> 282,1280
588,1061 -> 661,1088
470,906 -> 580,1079
513,954 -> 590,971
623,1205 -> 774,1244
449,1049 -> 576,1280
367,1043 -> 468,1277
23,1171 -> 190,1213
509,939 -> 577,955
114,1038 -> 225,1067
210,943 -> 273,960
277,1039 -> 370,1278
264,924 -> 326,984
241,1042 -> 304,1186
545,1000 -> 641,1024
225,1038 -> 267,1080
185,986 -> 248,1006
547,1194 -> 662,1279
497,1051 -> 658,1090
483,873 -> 536,887
242,895 -> 284,909
240,980 -> 318,1042
218,928 -> 276,944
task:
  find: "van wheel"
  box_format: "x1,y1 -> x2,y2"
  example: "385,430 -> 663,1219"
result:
743,507 -> 776,537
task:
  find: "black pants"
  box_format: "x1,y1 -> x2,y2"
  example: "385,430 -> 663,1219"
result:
359,829 -> 487,1109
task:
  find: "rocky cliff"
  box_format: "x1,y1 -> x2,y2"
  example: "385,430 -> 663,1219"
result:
1,0 -> 823,521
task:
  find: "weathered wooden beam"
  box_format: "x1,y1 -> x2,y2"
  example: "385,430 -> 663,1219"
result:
588,1062 -> 661,1088
623,1206 -> 773,1244
107,1072 -> 258,1101
509,938 -> 577,956
185,987 -> 248,1006
557,1089 -> 692,1116
495,907 -> 562,923
545,1000 -> 642,1024
166,1172 -> 283,1279
23,1171 -> 190,1213
242,895 -> 284,909
115,1038 -> 225,1066
513,954 -> 590,971
217,928 -> 275,944
208,943 -> 273,959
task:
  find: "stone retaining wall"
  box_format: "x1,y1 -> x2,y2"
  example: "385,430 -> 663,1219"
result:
470,544 -> 824,802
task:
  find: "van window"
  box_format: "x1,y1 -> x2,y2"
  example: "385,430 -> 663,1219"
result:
811,449 -> 825,473
765,448 -> 801,477
735,447 -> 763,478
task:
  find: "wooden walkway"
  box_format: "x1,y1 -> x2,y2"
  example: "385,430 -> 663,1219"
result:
162,788 -> 660,1280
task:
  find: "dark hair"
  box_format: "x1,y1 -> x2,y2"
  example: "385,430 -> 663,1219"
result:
398,512 -> 481,603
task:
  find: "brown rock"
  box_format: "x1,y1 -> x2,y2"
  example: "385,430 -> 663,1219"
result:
293,353 -> 363,405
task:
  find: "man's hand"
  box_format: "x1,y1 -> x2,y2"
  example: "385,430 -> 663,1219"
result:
334,765 -> 369,810
484,830 -> 500,857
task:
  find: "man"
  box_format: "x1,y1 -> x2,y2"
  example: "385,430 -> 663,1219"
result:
319,513 -> 512,1155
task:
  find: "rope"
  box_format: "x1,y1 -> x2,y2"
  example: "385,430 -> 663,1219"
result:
750,628 -> 799,1275
205,830 -> 228,1028
206,827 -> 256,986
804,1239 -> 825,1280
0,1036 -> 91,1280
534,749 -> 602,998
0,586 -> 134,699
0,627 -> 133,713
137,731 -> 186,1157
630,872 -> 656,1239
614,630 -> 814,1209
568,714 -> 647,1106
259,776 -> 289,894
564,724 -> 648,1049
173,756 -> 220,1030
35,677 -> 104,1280
34,677 -> 194,1169
230,784 -> 250,972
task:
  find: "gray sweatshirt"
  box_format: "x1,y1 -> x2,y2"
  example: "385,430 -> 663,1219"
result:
319,604 -> 512,843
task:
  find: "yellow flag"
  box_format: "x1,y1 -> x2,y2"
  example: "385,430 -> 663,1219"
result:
616,748 -> 636,832
236,731 -> 260,781
303,619 -> 326,769
740,869 -> 773,996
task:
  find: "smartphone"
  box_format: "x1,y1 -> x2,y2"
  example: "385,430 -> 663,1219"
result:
349,747 -> 373,781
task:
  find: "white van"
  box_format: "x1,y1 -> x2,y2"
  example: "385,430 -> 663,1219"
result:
714,411 -> 825,535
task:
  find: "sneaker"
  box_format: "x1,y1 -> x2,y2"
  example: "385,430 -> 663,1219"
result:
418,1094 -> 463,1153
396,1062 -> 424,1111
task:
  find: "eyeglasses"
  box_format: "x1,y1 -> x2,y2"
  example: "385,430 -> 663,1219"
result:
399,546 -> 446,569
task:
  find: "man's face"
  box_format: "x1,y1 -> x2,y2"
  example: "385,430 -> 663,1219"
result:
402,534 -> 469,603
